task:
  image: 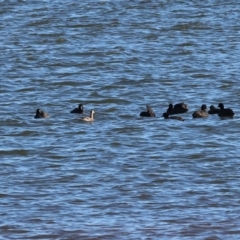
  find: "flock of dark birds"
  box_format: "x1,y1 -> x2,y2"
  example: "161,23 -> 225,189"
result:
34,102 -> 235,122
140,102 -> 235,121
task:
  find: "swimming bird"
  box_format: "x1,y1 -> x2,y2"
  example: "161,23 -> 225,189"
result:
70,104 -> 84,113
162,112 -> 184,121
192,104 -> 208,118
167,102 -> 188,115
34,109 -> 49,118
218,103 -> 234,118
208,105 -> 219,114
79,110 -> 95,122
140,105 -> 156,117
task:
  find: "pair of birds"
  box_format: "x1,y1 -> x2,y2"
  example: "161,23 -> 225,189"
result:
140,102 -> 234,121
70,104 -> 95,122
140,103 -> 187,121
34,104 -> 95,122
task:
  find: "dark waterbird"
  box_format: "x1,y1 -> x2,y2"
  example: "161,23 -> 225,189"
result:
167,102 -> 188,115
140,105 -> 156,117
162,112 -> 184,121
218,103 -> 234,118
34,109 -> 49,118
208,105 -> 220,114
70,104 -> 84,113
192,104 -> 208,118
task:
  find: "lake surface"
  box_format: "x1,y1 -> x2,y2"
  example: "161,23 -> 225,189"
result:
1,1 -> 240,239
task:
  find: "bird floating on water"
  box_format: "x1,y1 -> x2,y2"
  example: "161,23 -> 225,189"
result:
192,104 -> 208,118
140,105 -> 156,117
34,109 -> 49,118
79,110 -> 95,123
70,104 -> 84,114
218,103 -> 234,118
208,105 -> 220,114
162,112 -> 184,121
167,102 -> 188,115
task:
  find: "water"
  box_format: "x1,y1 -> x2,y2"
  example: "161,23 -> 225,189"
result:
1,1 -> 240,239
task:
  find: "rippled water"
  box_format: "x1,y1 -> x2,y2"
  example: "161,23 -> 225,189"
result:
1,1 -> 240,239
